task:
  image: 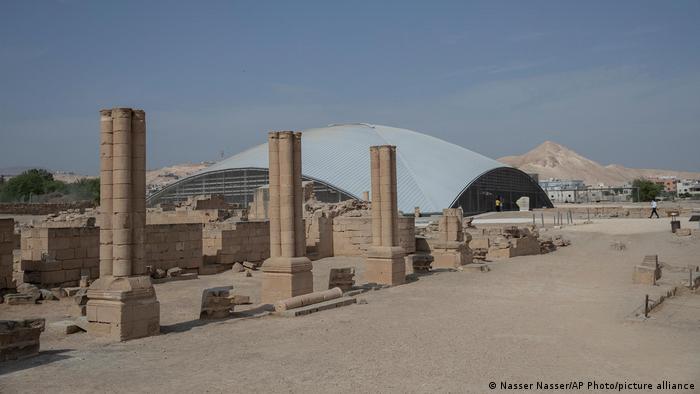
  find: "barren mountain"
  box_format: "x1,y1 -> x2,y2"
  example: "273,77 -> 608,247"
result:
146,162 -> 213,188
499,141 -> 700,186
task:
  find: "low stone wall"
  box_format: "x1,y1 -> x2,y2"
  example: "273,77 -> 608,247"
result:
332,216 -> 415,256
145,223 -> 203,271
0,219 -> 14,290
533,206 -> 693,219
20,226 -> 100,287
147,208 -> 229,224
202,221 -> 270,264
0,201 -> 95,215
19,223 -> 204,286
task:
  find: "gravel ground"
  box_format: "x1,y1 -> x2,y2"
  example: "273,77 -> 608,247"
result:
1,218 -> 698,393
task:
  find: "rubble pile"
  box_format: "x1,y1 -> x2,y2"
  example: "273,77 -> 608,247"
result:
304,197 -> 370,219
40,209 -> 98,228
539,235 -> 570,254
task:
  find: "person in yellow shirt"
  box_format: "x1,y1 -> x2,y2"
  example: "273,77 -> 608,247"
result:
495,197 -> 501,212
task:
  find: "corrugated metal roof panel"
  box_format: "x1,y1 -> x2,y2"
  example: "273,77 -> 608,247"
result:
202,123 -> 505,212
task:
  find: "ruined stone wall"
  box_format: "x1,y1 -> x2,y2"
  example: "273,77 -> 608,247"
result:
145,223 -> 203,271
533,206 -> 693,219
147,208 -> 229,224
332,216 -> 415,256
0,219 -> 14,290
18,223 -> 203,286
202,221 -> 270,264
190,195 -> 231,210
305,212 -> 333,259
0,201 -> 96,215
20,226 -> 100,287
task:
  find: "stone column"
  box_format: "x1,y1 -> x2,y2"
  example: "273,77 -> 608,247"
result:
261,131 -> 313,303
431,207 -> 473,269
131,110 -> 147,276
111,108 -> 133,277
87,108 -> 160,341
268,134 -> 281,258
365,145 -> 405,285
99,109 -> 113,277
370,147 -> 382,247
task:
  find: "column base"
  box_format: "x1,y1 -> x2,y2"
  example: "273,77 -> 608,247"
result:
432,249 -> 473,269
260,256 -> 313,304
365,246 -> 406,286
86,276 -> 160,341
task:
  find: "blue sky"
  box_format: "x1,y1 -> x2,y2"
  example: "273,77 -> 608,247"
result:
1,0 -> 699,174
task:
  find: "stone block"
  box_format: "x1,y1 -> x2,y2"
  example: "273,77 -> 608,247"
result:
3,293 -> 36,305
48,320 -> 83,335
633,265 -> 657,285
0,318 -> 45,361
328,267 -> 355,291
200,286 -> 233,319
675,228 -> 691,236
470,238 -> 490,249
486,246 -> 513,260
432,250 -> 468,269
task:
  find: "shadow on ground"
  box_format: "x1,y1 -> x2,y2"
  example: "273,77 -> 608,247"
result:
0,349 -> 73,375
160,304 -> 272,334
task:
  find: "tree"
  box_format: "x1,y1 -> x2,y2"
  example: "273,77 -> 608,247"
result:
0,169 -> 66,202
631,179 -> 663,202
66,178 -> 100,203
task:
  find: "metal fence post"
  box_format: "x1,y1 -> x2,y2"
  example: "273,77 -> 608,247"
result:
644,294 -> 649,318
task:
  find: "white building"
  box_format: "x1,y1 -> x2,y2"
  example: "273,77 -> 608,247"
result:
539,179 -> 586,203
678,179 -> 700,197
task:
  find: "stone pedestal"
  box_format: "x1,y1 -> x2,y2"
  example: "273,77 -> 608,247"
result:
86,276 -> 159,341
261,257 -> 313,304
365,246 -> 405,285
261,131 -> 313,303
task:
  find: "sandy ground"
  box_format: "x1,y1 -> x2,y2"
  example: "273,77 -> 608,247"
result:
1,218 -> 699,393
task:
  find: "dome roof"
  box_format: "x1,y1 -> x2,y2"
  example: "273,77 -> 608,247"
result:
201,123 -> 507,212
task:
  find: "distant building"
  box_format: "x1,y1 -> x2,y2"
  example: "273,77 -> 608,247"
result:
539,179 -> 586,203
647,176 -> 677,193
677,179 -> 700,197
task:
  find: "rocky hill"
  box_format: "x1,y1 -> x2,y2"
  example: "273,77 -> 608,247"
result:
498,141 -> 700,186
146,162 -> 213,189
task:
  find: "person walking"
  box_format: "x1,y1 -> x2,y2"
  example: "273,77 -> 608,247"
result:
649,199 -> 660,218
495,197 -> 501,212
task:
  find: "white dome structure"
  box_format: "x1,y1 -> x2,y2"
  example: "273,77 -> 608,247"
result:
148,123 -> 552,214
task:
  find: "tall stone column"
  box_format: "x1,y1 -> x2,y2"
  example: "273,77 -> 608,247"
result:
99,110 -> 114,277
431,207 -> 473,269
87,108 -> 160,341
365,145 -> 405,285
261,131 -> 313,303
111,108 -> 133,277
